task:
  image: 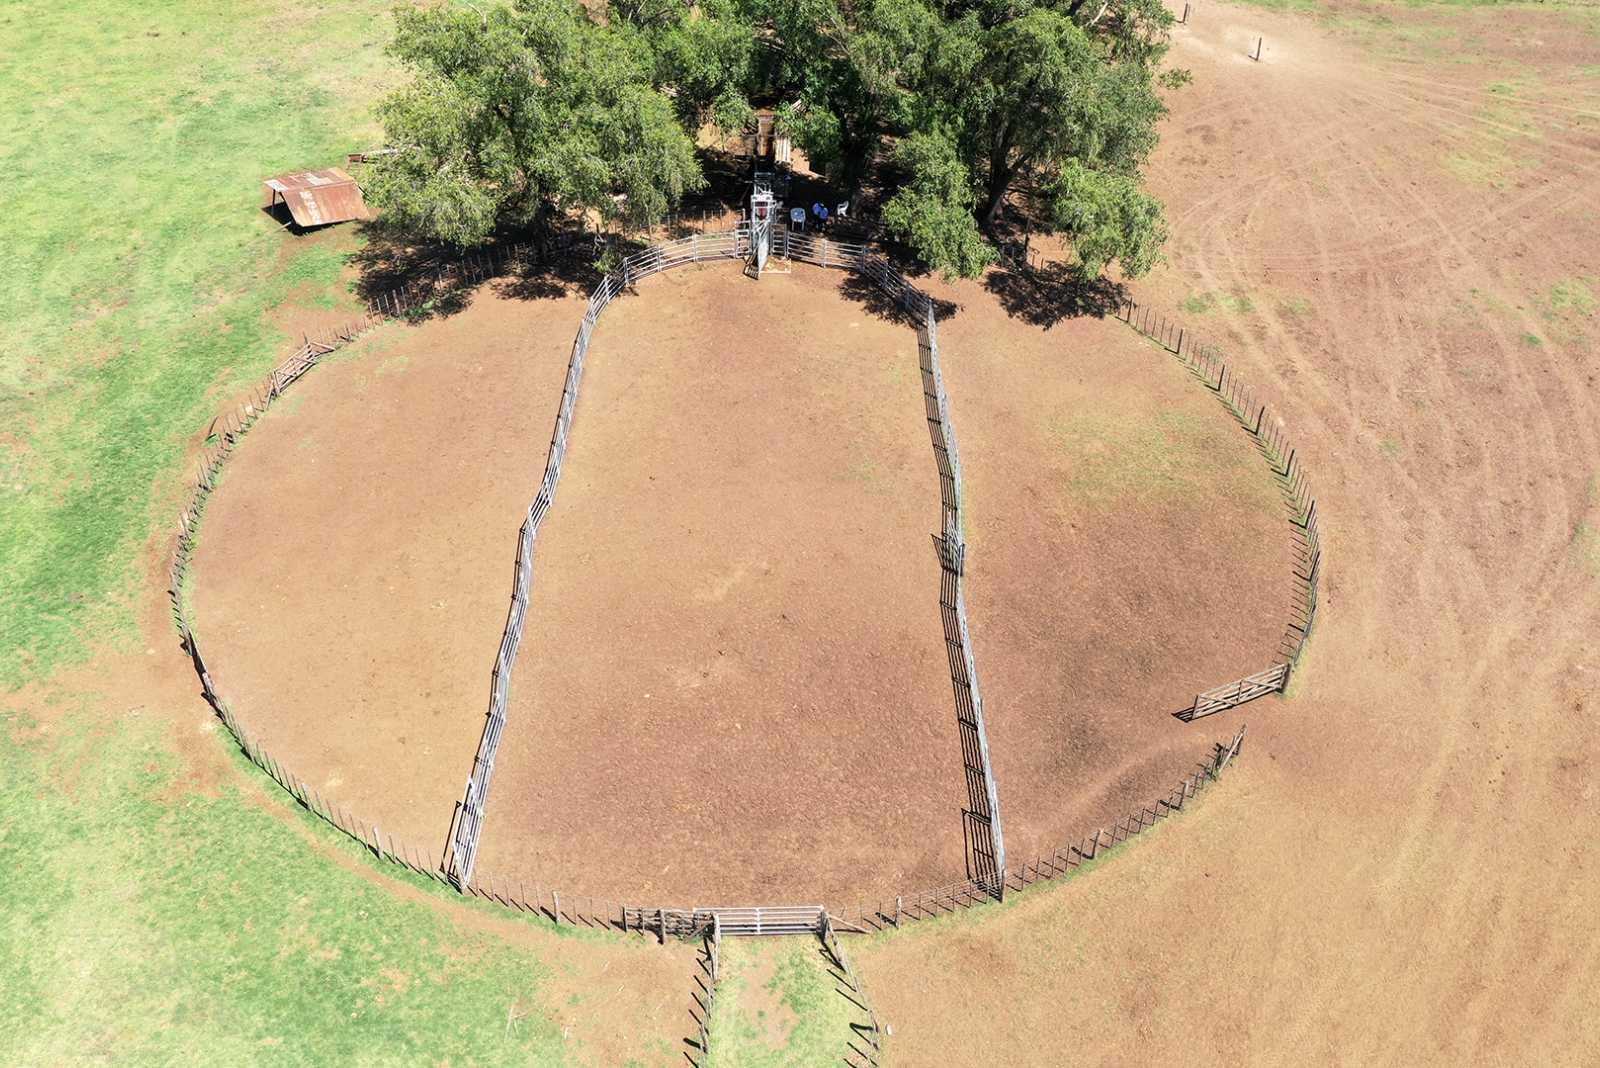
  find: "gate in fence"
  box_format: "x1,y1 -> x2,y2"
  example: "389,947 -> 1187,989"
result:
1181,663 -> 1290,722
622,905 -> 826,940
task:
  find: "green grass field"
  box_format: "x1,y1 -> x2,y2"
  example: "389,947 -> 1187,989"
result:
0,0 -> 393,684
1,709 -> 599,1065
702,938 -> 859,1068
0,2 -> 693,1063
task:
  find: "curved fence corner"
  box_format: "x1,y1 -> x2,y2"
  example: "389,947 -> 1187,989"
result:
1113,297 -> 1323,721
171,237 -> 567,892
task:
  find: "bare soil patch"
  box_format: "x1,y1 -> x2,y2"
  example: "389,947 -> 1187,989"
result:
473,263 -> 969,906
188,283 -> 587,851
916,279 -> 1293,864
190,247 -> 1293,911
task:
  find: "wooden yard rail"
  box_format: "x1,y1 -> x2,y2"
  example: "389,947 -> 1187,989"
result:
1112,293 -> 1324,720
1183,664 -> 1290,722
834,725 -> 1247,931
699,906 -> 827,937
169,220 -> 1264,948
822,912 -> 886,1068
442,225 -> 753,889
691,916 -> 722,1063
449,225 -> 1011,900
781,230 -> 1010,900
986,241 -> 1324,725
169,234 -> 585,895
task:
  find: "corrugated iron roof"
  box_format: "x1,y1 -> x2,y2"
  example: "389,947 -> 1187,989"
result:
261,167 -> 371,228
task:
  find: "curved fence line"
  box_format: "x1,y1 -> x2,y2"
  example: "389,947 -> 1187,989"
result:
829,724 -> 1245,932
1111,298 -> 1323,720
171,226 -> 1262,940
170,237 -> 579,890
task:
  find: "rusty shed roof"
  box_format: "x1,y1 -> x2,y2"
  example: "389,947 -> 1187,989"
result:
261,167 -> 371,228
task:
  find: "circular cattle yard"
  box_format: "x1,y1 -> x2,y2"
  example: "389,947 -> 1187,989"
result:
188,251 -> 1294,909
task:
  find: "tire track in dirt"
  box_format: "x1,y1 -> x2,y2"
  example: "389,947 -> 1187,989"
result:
1149,8 -> 1600,1057
853,5 -> 1600,1062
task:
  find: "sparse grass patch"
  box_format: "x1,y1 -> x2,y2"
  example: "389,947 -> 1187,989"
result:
1549,277 -> 1597,318
1571,521 -> 1600,577
1181,291 -> 1254,316
1573,475 -> 1600,578
1443,147 -> 1519,188
704,938 -> 855,1068
1049,402 -> 1278,517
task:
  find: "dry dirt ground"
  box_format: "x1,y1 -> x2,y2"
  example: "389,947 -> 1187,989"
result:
854,2 -> 1600,1065
189,284 -> 587,852
465,259 -> 1285,907
472,263 -> 970,907
189,246 -> 1289,908
917,272 -> 1293,870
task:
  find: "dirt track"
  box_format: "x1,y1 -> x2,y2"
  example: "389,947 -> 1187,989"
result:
855,3 -> 1600,1064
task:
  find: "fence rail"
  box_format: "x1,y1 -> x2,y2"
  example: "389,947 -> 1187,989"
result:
448,225 -> 1010,900
170,221 -> 1262,942
834,725 -> 1247,930
170,235 -> 586,895
1111,293 -> 1324,719
442,225 -> 752,888
821,912 -> 886,1068
781,230 -> 1009,899
1184,663 -> 1289,722
988,242 -> 1323,723
690,917 -> 722,1064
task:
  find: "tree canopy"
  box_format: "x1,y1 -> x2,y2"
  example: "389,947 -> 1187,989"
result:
367,0 -> 1185,280
365,0 -> 715,245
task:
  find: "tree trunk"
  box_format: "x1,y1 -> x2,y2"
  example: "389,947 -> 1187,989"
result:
982,122 -> 1017,229
982,165 -> 1011,228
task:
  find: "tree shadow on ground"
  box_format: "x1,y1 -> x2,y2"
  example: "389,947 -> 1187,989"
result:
833,261 -> 959,325
347,221 -> 603,324
982,258 -> 1126,329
